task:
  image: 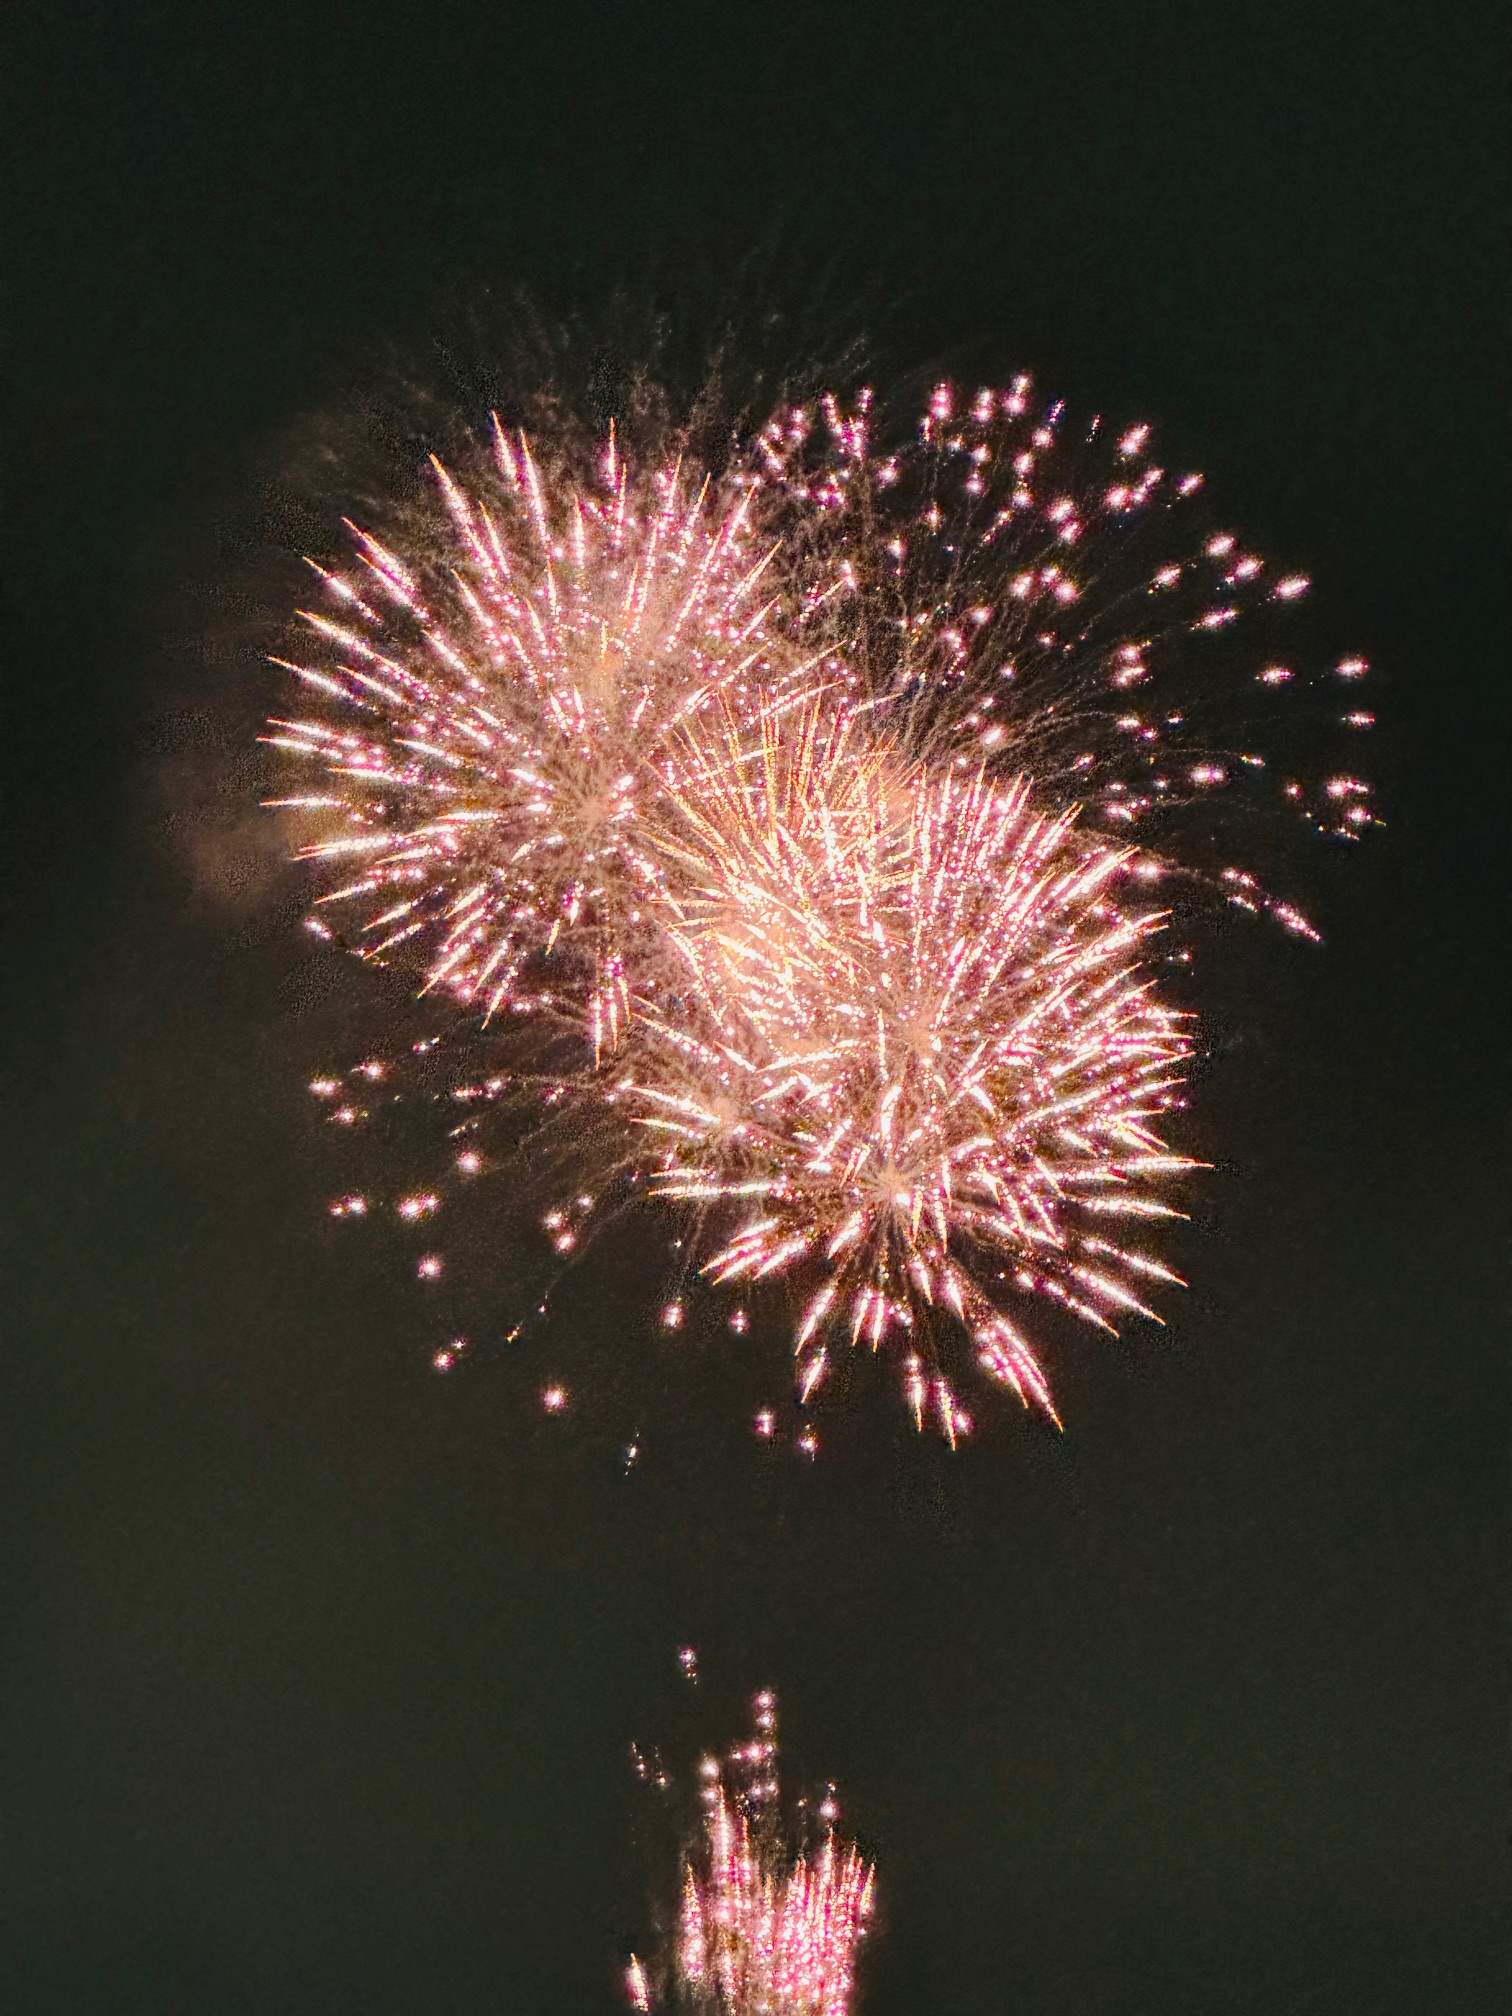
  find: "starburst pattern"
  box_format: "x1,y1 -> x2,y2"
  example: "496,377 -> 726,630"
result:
760,380 -> 1375,907
628,710 -> 1194,1435
265,421 -> 821,1057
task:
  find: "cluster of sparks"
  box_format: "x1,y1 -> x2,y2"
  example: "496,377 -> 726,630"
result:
628,1693 -> 874,2016
267,375 -> 1372,1440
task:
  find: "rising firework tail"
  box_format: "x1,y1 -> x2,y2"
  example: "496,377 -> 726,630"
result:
265,369 -> 1372,1443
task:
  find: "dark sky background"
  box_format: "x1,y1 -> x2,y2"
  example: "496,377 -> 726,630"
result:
1,2 -> 1505,2011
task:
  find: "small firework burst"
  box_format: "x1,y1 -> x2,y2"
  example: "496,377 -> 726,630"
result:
629,1693 -> 874,2015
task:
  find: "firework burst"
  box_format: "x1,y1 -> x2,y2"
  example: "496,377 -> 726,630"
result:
627,709 -> 1194,1436
629,1693 -> 874,2016
264,419 -> 824,1058
759,379 -> 1375,920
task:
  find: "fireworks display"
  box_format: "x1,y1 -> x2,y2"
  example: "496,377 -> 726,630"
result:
628,1692 -> 874,2016
266,373 -> 1372,1440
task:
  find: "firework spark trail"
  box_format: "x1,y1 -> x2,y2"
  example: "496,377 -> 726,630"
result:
624,711 -> 1195,1435
630,1693 -> 874,2015
759,380 -> 1375,927
264,420 -> 828,1058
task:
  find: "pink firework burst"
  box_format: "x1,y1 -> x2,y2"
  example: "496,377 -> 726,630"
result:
760,378 -> 1376,908
626,710 -> 1195,1437
266,370 -> 1372,1446
629,1693 -> 874,2016
265,420 -> 825,1058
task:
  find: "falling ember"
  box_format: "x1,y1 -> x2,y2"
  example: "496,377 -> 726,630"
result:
632,1694 -> 874,2015
541,1384 -> 569,1412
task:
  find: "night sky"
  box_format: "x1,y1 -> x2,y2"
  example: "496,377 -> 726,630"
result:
2,3 -> 1505,2011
